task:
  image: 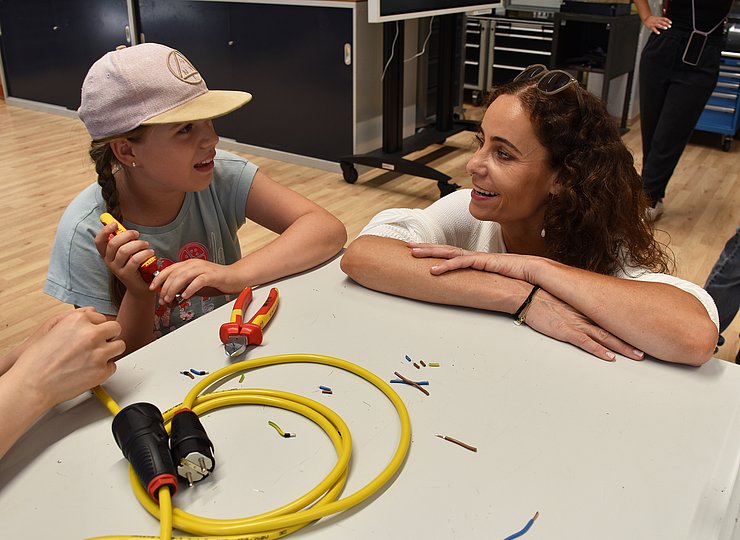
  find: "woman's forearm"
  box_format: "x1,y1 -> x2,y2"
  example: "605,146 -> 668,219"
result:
530,259 -> 717,364
341,236 -> 531,313
0,367 -> 49,459
634,0 -> 653,21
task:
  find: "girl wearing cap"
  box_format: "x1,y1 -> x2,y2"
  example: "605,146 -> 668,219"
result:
341,66 -> 719,366
44,43 -> 346,355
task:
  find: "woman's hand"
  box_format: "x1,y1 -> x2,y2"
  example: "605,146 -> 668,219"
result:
409,243 -> 538,283
412,245 -> 644,362
642,15 -> 671,34
524,289 -> 644,362
16,309 -> 124,408
95,221 -> 156,298
149,259 -> 239,305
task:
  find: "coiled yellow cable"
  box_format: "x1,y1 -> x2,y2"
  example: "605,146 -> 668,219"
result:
89,353 -> 412,540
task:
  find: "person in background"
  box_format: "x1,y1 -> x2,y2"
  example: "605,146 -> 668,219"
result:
635,0 -> 733,220
0,308 -> 124,459
341,65 -> 719,366
704,227 -> 740,363
44,43 -> 347,356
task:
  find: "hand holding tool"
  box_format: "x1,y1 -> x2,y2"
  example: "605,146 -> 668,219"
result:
100,213 -> 183,304
100,212 -> 167,283
219,287 -> 279,357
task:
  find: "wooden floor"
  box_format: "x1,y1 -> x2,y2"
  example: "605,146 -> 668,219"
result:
0,98 -> 738,361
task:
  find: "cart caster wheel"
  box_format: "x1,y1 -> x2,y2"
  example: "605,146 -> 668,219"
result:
722,137 -> 732,152
340,161 -> 358,184
438,181 -> 460,198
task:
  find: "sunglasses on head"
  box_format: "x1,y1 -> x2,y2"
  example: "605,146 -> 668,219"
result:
514,64 -> 584,113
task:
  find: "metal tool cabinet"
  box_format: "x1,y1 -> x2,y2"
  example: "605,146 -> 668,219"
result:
463,15 -> 555,102
489,16 -> 555,84
695,53 -> 740,152
463,16 -> 491,104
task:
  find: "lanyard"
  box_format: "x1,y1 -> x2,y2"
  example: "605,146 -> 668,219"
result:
682,0 -> 730,65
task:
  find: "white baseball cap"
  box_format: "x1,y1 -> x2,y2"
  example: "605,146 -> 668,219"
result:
79,43 -> 252,140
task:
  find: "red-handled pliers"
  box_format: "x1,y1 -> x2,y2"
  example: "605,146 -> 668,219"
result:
219,287 -> 279,357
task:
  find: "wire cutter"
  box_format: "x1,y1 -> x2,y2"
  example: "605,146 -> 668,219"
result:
219,287 -> 279,357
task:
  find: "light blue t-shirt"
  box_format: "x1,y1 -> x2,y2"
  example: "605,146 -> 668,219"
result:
44,149 -> 257,337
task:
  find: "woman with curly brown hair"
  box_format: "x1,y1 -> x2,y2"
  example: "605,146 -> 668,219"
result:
340,65 -> 719,366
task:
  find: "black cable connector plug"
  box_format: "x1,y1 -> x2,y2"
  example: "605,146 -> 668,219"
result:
111,402 -> 178,501
170,409 -> 215,487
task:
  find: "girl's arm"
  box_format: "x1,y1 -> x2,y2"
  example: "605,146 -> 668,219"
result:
95,222 -> 159,355
341,236 -> 645,362
232,170 -> 347,285
424,249 -> 718,366
152,170 -> 347,302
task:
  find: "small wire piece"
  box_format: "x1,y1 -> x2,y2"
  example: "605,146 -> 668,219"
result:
321,389 -> 333,395
420,360 -> 427,367
504,511 -> 539,540
180,371 -> 195,379
238,374 -> 245,383
435,434 -> 477,452
190,369 -> 208,376
390,379 -> 429,386
413,362 -> 420,369
268,421 -> 295,438
428,362 -> 440,367
393,371 -> 430,396
404,355 -> 412,362
318,385 -> 332,391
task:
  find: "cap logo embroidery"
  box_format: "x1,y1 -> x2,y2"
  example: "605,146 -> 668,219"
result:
167,51 -> 202,85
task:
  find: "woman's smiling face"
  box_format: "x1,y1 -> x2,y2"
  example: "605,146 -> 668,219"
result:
466,93 -> 558,229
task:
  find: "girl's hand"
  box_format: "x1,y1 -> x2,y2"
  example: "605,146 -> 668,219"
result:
94,221 -> 156,297
149,259 -> 238,305
642,15 -> 671,34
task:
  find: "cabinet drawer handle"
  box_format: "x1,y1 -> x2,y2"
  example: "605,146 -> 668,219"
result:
495,32 -> 553,42
711,91 -> 738,100
344,43 -> 351,66
495,46 -> 552,56
705,104 -> 736,113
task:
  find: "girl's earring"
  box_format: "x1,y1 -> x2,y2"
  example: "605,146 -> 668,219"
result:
540,228 -> 546,238
132,162 -> 136,168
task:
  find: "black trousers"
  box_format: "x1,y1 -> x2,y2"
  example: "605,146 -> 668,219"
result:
639,30 -> 721,203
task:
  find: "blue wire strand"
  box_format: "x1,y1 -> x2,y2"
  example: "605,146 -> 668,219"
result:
504,512 -> 538,540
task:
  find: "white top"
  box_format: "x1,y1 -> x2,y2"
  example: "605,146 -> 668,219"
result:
359,189 -> 720,329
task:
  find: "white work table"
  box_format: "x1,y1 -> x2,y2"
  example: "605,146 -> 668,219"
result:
1,257 -> 739,539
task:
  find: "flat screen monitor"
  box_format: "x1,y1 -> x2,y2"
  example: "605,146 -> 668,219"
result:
368,0 -> 502,23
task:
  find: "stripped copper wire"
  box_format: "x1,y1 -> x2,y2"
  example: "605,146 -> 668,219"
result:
393,371 -> 430,396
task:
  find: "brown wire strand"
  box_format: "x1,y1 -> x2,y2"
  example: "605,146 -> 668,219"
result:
435,434 -> 477,452
393,371 -> 430,396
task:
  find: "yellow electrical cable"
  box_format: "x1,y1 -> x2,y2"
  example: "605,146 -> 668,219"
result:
88,353 -> 412,540
158,487 -> 173,540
